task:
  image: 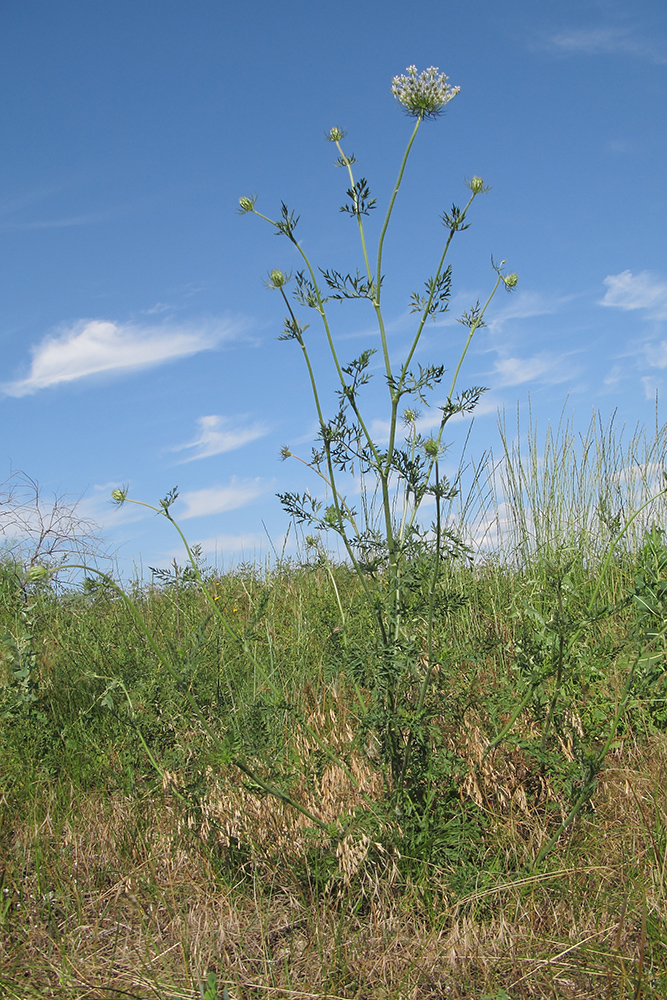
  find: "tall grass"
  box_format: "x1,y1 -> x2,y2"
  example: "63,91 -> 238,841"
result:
465,403 -> 667,569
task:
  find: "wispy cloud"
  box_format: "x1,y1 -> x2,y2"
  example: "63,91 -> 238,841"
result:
142,302 -> 172,316
465,500 -> 518,556
492,353 -> 576,387
0,186 -> 64,220
599,272 -> 667,376
607,138 -> 633,155
0,178 -> 147,232
172,415 -> 268,462
483,290 -> 558,335
179,479 -> 262,519
642,375 -> 662,399
168,532 -> 265,560
599,270 -> 667,320
0,183 -> 126,231
545,25 -> 666,64
645,343 -> 667,369
602,363 -> 624,388
3,317 -> 242,397
76,483 -> 151,530
0,209 -> 119,232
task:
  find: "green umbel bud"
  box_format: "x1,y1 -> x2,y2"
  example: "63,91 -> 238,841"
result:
470,176 -> 484,194
25,564 -> 48,582
424,438 -> 440,457
324,505 -> 342,528
268,269 -> 289,289
238,196 -> 256,214
327,127 -> 346,142
504,273 -> 519,289
111,488 -> 127,504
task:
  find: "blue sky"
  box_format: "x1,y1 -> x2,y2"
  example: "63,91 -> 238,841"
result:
1,0 -> 666,574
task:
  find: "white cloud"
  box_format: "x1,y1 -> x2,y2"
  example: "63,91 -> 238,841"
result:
464,500 -> 520,556
0,209 -> 118,231
607,138 -> 633,155
603,363 -> 623,387
3,317 -> 242,397
142,302 -> 172,315
168,533 -> 265,559
484,290 -> 557,335
0,187 -> 59,219
599,270 -> 667,318
75,483 -> 150,530
645,343 -> 667,369
172,415 -> 267,462
179,478 -> 262,519
493,353 -> 575,387
642,375 -> 662,399
546,26 -> 666,64
612,460 -> 665,488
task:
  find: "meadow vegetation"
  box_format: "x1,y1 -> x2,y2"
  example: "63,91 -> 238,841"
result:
2,66 -> 667,998
2,410 -> 667,998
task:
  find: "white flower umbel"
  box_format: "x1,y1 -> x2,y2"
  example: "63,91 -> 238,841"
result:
391,65 -> 460,119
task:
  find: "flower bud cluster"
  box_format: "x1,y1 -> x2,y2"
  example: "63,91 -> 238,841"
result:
25,564 -> 48,582
238,195 -> 257,214
265,269 -> 291,289
391,66 -> 460,120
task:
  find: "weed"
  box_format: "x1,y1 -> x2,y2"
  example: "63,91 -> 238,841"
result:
242,70 -> 516,813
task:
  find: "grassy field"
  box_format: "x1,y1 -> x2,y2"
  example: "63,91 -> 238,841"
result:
2,415 -> 667,999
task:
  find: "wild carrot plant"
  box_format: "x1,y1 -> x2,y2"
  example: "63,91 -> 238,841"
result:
238,65 -> 517,809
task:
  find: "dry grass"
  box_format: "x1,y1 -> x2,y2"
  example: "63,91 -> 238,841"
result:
2,732 -> 666,1000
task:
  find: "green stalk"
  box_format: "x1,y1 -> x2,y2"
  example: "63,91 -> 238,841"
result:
252,208 -> 347,389
446,272 -> 503,403
400,271 -> 506,547
279,289 -> 387,636
335,137 -> 375,296
399,191 -> 477,381
337,137 -> 392,383
376,116 -> 422,302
